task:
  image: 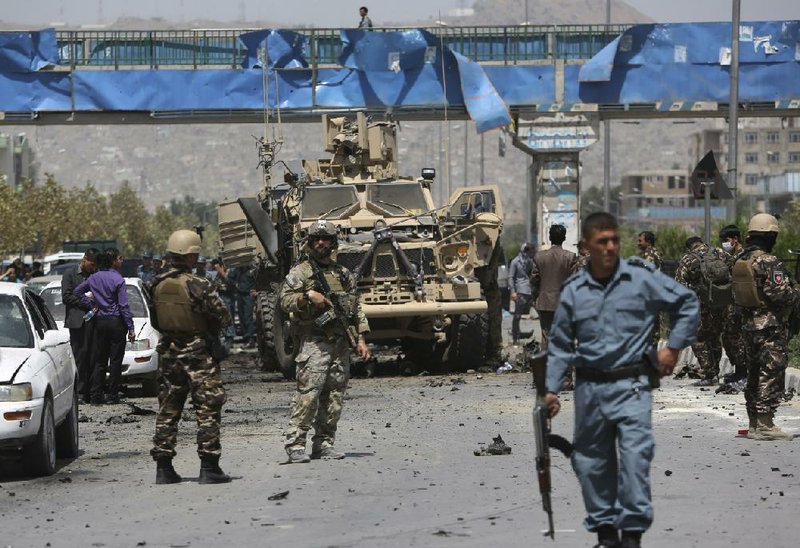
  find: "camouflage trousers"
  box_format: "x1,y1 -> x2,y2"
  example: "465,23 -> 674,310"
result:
284,336 -> 350,454
721,305 -> 747,379
691,308 -> 724,380
743,327 -> 788,415
150,338 -> 227,460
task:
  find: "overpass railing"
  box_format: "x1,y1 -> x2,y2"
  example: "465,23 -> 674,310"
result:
54,24 -> 628,69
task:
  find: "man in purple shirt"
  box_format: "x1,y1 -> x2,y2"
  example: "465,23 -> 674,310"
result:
74,248 -> 135,404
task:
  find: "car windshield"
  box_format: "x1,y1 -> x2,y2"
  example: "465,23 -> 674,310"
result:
367,182 -> 428,215
40,284 -> 147,320
126,284 -> 147,318
0,294 -> 33,348
301,186 -> 359,220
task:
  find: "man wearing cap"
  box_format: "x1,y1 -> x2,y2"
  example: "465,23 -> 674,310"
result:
137,252 -> 156,284
733,214 -> 800,440
280,220 -> 371,464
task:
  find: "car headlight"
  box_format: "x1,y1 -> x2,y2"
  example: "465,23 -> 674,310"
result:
0,383 -> 33,402
126,339 -> 151,351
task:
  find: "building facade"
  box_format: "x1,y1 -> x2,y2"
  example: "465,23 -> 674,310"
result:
0,133 -> 34,189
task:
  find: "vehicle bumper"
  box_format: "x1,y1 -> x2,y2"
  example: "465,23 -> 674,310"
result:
0,398 -> 44,446
122,350 -> 158,380
364,300 -> 488,318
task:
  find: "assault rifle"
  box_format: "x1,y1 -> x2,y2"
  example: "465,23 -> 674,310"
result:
530,350 -> 574,540
309,261 -> 360,350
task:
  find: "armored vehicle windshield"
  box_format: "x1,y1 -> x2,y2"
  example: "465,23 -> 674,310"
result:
300,186 -> 359,220
367,182 -> 428,215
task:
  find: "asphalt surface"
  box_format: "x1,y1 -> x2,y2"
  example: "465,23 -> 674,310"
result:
2,316 -> 800,547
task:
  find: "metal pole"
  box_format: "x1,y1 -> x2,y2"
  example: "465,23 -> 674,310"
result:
464,121 -> 469,186
728,0 -> 741,221
602,0 -> 611,212
480,132 -> 485,183
704,181 -> 712,245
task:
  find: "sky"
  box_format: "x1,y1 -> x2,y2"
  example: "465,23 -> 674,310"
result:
1,0 -> 798,27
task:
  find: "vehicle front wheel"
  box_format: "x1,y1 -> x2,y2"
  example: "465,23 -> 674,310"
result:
24,396 -> 57,476
55,386 -> 79,459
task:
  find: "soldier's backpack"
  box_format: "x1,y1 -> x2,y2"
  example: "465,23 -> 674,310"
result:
692,248 -> 733,310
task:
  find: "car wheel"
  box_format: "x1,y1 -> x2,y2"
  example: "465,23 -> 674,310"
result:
55,386 -> 80,459
141,376 -> 159,398
23,397 -> 57,477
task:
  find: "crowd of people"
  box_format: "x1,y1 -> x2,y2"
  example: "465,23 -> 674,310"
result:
1,257 -> 45,283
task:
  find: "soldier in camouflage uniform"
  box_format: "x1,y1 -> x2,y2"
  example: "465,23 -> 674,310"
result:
637,231 -> 662,270
148,229 -> 233,484
674,237 -> 725,384
571,241 -> 590,275
638,231 -> 663,346
281,220 -> 371,463
734,214 -> 799,441
717,224 -> 748,392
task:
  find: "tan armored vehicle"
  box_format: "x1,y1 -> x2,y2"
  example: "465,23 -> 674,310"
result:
219,114 -> 503,377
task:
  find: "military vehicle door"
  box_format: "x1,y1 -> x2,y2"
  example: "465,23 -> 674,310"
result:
440,185 -> 503,269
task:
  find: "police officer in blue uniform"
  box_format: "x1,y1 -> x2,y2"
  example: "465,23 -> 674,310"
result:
544,212 -> 699,548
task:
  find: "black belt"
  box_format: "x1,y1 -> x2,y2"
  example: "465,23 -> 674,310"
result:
575,363 -> 649,383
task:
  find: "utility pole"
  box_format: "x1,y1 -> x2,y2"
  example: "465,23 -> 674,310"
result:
728,0 -> 741,221
602,0 -> 611,212
464,122 -> 469,185
480,132 -> 485,183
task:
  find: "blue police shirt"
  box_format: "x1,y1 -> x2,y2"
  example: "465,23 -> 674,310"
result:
546,257 -> 699,393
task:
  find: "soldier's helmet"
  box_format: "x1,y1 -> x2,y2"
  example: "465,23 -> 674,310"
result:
748,213 -> 780,234
307,220 -> 339,241
167,229 -> 203,255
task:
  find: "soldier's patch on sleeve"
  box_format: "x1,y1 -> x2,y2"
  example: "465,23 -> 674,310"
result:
285,273 -> 303,290
773,270 -> 784,285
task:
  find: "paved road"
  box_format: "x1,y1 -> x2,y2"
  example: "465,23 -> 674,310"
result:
1,351 -> 799,548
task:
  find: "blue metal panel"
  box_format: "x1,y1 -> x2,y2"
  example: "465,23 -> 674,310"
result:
0,72 -> 71,109
484,65 -> 556,105
0,28 -> 58,72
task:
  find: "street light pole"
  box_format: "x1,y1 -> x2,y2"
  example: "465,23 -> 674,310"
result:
728,0 -> 741,221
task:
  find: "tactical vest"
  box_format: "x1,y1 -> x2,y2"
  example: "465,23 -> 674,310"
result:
153,274 -> 208,334
732,250 -> 766,308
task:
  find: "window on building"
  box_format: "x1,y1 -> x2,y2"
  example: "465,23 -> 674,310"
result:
656,176 -> 663,182
744,132 -> 758,144
766,132 -> 780,144
657,197 -> 664,204
745,174 -> 759,185
789,152 -> 800,164
767,152 -> 780,164
678,177 -> 686,189
790,131 -> 800,144
668,177 -> 676,189
745,153 -> 759,164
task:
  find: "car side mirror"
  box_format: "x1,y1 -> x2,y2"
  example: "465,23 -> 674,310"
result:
42,330 -> 62,348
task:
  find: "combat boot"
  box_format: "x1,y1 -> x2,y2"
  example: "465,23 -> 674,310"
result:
311,446 -> 345,460
198,456 -> 232,484
747,410 -> 757,435
593,525 -> 620,548
748,413 -> 793,441
155,458 -> 182,485
620,530 -> 642,548
288,449 -> 311,464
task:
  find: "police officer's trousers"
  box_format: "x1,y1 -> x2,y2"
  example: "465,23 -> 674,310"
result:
572,375 -> 654,533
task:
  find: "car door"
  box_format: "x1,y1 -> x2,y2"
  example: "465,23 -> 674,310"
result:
24,291 -> 69,420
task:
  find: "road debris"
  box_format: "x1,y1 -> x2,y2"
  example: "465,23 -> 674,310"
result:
267,490 -> 290,501
474,435 -> 512,456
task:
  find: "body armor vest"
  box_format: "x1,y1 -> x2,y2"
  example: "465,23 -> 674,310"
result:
732,250 -> 766,308
153,274 -> 208,334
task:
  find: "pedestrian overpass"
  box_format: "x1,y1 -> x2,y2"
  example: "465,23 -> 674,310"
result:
0,22 -> 798,127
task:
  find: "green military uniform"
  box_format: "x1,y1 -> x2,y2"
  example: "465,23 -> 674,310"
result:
149,266 -> 231,461
675,243 -> 724,382
571,253 -> 589,275
280,258 -> 369,457
639,246 -> 663,346
717,246 -> 748,383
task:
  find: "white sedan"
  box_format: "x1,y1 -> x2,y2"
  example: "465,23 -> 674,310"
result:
0,282 -> 79,477
39,278 -> 161,397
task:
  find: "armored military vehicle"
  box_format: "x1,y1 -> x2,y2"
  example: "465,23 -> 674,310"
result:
219,113 -> 503,378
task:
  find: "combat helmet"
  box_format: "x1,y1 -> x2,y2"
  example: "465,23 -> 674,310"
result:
167,229 -> 203,255
747,213 -> 780,234
307,220 -> 339,242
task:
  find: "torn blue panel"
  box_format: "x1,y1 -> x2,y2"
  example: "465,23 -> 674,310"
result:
485,65 -> 555,105
0,29 -> 59,72
72,70 -> 264,111
239,30 -> 267,68
0,72 -> 72,110
451,52 -> 510,132
338,29 -> 435,72
579,35 -> 620,82
268,30 -> 309,69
